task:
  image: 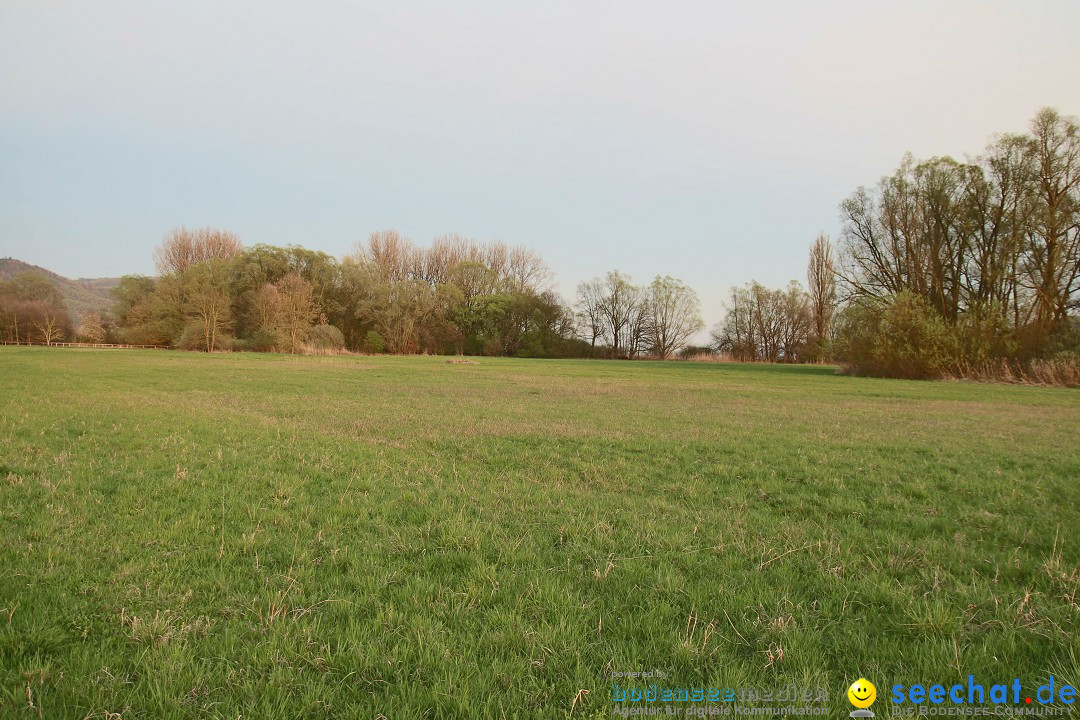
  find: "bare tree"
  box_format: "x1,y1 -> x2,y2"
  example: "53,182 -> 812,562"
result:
78,310 -> 106,343
807,233 -> 837,352
779,281 -> 813,360
646,275 -> 703,359
575,278 -> 607,355
599,271 -> 640,357
154,227 -> 243,276
1024,108 -> 1080,339
714,282 -> 812,362
424,234 -> 471,285
275,273 -> 317,353
35,309 -> 65,345
252,283 -> 282,334
968,133 -> 1032,330
354,229 -> 419,284
505,244 -> 553,293
839,154 -> 975,321
184,260 -> 232,352
625,296 -> 651,357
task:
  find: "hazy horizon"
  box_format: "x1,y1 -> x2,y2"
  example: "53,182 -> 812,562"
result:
2,0 -> 1078,331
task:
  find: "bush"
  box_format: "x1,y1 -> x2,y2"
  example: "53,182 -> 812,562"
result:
177,323 -> 204,351
952,304 -> 1016,365
175,323 -> 233,352
114,325 -> 163,347
308,324 -> 345,351
833,291 -> 1080,383
362,330 -> 385,354
241,329 -> 278,352
678,345 -> 714,359
1043,319 -> 1080,358
834,292 -> 961,379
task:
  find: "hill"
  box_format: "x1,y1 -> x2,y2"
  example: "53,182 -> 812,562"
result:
0,257 -> 121,316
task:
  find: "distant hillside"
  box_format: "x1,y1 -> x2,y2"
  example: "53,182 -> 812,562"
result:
0,258 -> 121,316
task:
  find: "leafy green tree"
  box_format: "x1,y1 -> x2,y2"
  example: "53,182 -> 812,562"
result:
230,245 -> 340,339
362,330 -> 385,353
307,323 -> 345,351
110,275 -> 174,345
353,272 -> 449,354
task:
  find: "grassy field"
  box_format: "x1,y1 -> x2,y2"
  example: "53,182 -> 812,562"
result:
1,347 -> 1078,718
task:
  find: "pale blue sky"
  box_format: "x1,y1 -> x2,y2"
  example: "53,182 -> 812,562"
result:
2,0 -> 1078,330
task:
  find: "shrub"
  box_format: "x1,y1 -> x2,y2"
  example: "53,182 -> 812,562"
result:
362,330 -> 385,354
952,304 -> 1016,365
308,324 -> 345,351
176,323 -> 207,351
834,292 -> 961,379
242,329 -> 278,353
176,324 -> 233,352
114,325 -> 164,347
678,345 -> 714,359
1043,320 -> 1080,358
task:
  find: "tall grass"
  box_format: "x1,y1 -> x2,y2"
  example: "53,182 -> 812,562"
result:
948,355 -> 1080,388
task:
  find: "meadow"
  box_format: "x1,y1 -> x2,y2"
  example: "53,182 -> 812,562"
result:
0,347 -> 1078,719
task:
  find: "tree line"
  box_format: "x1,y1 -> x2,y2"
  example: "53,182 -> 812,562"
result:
107,228 -> 585,356
1,228 -> 704,359
831,107 -> 1079,378
708,107 -> 1079,380
2,107 -> 1075,379
705,233 -> 835,364
575,271 -> 703,359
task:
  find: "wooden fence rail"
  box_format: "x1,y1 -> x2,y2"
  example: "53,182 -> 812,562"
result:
0,341 -> 171,350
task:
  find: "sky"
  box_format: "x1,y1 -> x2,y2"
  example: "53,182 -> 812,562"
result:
1,0 -> 1078,332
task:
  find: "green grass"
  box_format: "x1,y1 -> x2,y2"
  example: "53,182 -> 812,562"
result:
1,348 -> 1078,718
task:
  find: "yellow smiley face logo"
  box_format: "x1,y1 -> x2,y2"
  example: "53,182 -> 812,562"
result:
848,678 -> 876,708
